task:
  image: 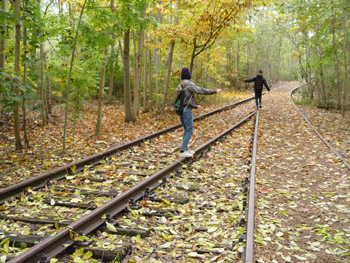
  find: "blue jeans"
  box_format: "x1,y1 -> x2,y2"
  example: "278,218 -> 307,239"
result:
180,108 -> 193,152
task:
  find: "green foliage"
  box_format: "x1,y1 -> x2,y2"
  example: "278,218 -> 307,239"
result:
0,68 -> 40,113
279,0 -> 350,109
47,52 -> 100,116
2,0 -> 347,128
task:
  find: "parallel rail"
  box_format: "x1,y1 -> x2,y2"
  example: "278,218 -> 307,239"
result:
291,87 -> 350,170
244,110 -> 260,263
8,111 -> 256,262
0,96 -> 255,203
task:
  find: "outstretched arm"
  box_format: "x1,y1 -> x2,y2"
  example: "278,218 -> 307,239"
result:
189,84 -> 217,95
244,77 -> 256,82
263,79 -> 270,91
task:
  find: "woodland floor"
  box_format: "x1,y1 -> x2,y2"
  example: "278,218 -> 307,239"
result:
0,90 -> 249,188
255,83 -> 350,263
1,82 -> 350,262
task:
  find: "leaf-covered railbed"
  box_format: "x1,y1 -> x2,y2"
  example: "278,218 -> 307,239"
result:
0,100 -> 255,260
254,83 -> 350,262
0,92 -> 253,189
295,98 -> 350,165
118,119 -> 255,263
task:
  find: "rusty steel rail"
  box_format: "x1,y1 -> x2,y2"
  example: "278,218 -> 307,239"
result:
8,111 -> 256,263
291,87 -> 350,170
244,110 -> 260,263
0,96 -> 255,204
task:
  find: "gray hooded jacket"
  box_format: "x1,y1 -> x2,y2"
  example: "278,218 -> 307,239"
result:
177,80 -> 217,109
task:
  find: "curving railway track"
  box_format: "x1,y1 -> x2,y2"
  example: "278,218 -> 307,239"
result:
291,86 -> 350,171
0,96 -> 261,262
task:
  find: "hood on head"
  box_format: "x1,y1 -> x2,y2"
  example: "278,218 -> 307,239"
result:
176,79 -> 191,91
180,79 -> 191,88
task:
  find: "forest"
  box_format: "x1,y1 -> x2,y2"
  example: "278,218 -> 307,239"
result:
0,0 -> 349,151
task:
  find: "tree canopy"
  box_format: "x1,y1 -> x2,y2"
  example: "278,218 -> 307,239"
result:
0,0 -> 349,150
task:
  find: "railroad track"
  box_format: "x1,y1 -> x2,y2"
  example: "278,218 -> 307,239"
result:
291,87 -> 350,171
0,96 -> 255,203
0,97 -> 261,262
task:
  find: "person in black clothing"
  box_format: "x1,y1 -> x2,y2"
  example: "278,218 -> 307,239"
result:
244,70 -> 270,108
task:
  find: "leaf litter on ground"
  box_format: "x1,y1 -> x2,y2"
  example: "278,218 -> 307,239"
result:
255,82 -> 350,263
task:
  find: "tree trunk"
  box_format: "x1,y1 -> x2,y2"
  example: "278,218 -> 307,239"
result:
143,36 -> 148,112
108,0 -> 115,98
108,45 -> 115,97
163,40 -> 175,106
163,0 -> 180,106
40,43 -> 47,126
133,26 -> 144,116
148,48 -> 153,112
95,47 -> 109,136
204,51 -> 209,88
23,27 -> 29,147
155,8 -> 162,93
190,38 -> 197,73
246,44 -> 251,81
147,48 -> 153,110
0,0 -> 5,113
331,7 -> 341,109
47,76 -> 52,114
235,40 -> 240,89
342,4 -> 348,116
13,0 -> 22,151
276,37 -> 282,81
62,0 -> 88,153
0,0 -> 5,70
123,29 -> 135,122
315,31 -> 327,107
133,31 -> 137,110
304,33 -> 314,99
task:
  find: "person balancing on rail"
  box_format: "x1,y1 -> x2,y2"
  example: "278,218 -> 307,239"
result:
244,70 -> 270,109
178,67 -> 222,158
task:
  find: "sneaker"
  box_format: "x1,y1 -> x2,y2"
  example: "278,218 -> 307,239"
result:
259,104 -> 262,108
179,151 -> 194,158
188,150 -> 195,154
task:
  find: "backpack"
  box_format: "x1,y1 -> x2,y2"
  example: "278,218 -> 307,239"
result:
174,89 -> 185,115
174,83 -> 192,115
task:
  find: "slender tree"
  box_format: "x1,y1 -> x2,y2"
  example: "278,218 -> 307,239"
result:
148,48 -> 153,111
163,0 -> 180,106
133,13 -> 145,116
0,0 -> 5,71
22,26 -> 29,147
95,48 -> 109,136
108,0 -> 116,98
123,28 -> 135,122
155,6 -> 162,93
235,40 -> 240,89
341,0 -> 349,116
39,42 -> 47,125
62,0 -> 88,153
13,0 -> 22,150
143,34 -> 148,111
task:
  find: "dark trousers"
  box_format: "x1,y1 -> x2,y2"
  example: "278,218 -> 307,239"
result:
254,89 -> 262,107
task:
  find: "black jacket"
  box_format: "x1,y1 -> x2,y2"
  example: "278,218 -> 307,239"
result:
244,74 -> 270,91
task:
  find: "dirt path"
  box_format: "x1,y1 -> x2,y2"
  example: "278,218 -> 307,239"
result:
254,83 -> 350,262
